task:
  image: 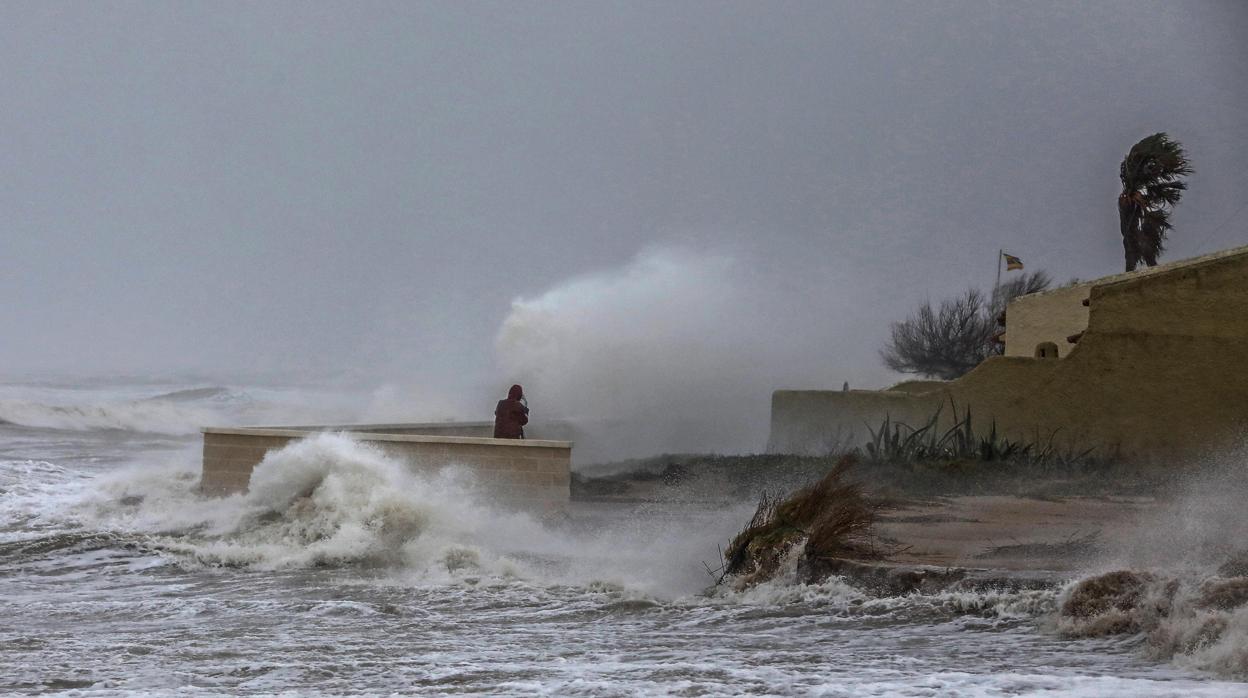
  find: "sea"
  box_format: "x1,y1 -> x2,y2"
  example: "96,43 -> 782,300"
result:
2,378 -> 1246,696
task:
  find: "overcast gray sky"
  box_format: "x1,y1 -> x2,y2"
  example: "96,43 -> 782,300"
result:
3,1 -> 1246,419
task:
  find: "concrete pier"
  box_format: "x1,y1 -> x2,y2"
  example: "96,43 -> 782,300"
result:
200,424 -> 572,508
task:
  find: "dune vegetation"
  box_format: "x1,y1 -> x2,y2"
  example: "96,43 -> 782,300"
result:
717,456 -> 880,587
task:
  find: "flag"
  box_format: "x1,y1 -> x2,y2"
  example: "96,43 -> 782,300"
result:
1003,253 -> 1024,271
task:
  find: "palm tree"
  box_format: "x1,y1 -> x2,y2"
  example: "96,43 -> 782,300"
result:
1118,133 -> 1192,271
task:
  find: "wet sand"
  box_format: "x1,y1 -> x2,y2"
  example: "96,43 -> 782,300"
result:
575,472 -> 1157,578
878,495 -> 1153,572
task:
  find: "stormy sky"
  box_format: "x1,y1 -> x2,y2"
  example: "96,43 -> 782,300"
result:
3,2 -> 1246,424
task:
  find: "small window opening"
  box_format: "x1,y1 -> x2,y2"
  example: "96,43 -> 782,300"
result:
1035,342 -> 1059,359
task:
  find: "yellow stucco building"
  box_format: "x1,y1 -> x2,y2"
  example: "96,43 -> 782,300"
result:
769,244 -> 1248,461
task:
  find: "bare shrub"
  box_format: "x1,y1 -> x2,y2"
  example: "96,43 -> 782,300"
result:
881,271 -> 1051,380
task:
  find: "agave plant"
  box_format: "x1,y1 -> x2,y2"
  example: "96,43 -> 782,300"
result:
860,399 -> 1100,468
1118,133 -> 1192,271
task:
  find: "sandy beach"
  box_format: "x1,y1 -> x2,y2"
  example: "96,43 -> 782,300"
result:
879,495 -> 1153,572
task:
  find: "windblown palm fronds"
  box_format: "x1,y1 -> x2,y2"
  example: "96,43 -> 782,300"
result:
1118,133 -> 1192,271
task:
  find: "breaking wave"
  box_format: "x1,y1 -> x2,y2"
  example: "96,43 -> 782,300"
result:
7,435 -> 734,596
0,385 -> 346,436
702,543 -> 1058,621
6,435 -> 1056,619
0,459 -> 98,536
57,434 -> 546,573
12,441 -> 1060,629
1055,568 -> 1248,678
1051,472 -> 1248,678
142,386 -> 234,402
1050,453 -> 1248,679
0,398 -> 226,435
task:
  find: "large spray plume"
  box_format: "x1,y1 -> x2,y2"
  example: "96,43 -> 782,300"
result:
494,246 -> 856,461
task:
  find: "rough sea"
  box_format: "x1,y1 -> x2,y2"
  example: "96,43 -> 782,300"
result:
2,379 -> 1245,696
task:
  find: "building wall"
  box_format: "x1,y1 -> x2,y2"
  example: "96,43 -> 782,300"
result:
1002,283 -> 1092,358
771,247 -> 1248,460
200,428 -> 572,509
1002,245 -> 1248,358
768,389 -> 941,455
1089,254 -> 1248,339
887,380 -> 948,394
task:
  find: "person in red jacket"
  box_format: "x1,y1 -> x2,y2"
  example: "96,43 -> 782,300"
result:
493,384 -> 529,439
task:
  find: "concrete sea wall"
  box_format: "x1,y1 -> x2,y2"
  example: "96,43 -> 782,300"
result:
200,427 -> 572,508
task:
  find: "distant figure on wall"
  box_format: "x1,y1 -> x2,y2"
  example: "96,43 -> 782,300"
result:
494,384 -> 529,439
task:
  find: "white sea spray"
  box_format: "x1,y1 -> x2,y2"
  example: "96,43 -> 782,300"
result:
1052,447 -> 1248,678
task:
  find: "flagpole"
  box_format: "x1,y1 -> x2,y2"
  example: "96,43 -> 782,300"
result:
994,248 -> 1002,308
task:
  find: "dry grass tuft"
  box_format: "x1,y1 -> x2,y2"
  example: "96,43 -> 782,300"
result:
722,455 -> 879,585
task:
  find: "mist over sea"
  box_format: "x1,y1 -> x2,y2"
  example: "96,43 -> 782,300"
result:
1,377 -> 1245,696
